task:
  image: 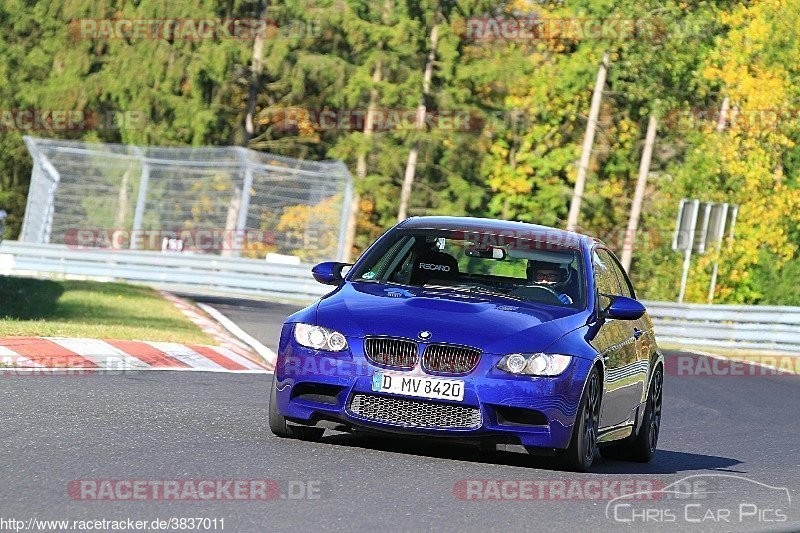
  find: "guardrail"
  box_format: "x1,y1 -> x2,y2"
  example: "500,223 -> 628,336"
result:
0,241 -> 330,302
643,301 -> 800,355
2,241 -> 797,354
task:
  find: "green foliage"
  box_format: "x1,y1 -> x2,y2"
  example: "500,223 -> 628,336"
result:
1,0 -> 799,304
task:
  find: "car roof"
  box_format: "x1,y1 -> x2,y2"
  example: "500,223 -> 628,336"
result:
397,216 -> 603,251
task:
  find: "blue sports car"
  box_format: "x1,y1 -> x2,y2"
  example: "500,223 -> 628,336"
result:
269,216 -> 664,471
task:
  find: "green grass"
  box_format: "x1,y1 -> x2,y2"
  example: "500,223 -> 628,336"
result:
0,276 -> 213,343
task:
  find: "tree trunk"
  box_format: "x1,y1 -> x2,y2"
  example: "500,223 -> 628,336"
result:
243,3 -> 268,146
397,11 -> 441,222
620,115 -> 658,272
342,1 -> 392,261
716,96 -> 730,132
566,52 -> 609,232
501,147 -> 517,220
342,54 -> 383,262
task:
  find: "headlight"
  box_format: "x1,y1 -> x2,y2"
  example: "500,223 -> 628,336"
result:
497,353 -> 572,376
293,323 -> 349,352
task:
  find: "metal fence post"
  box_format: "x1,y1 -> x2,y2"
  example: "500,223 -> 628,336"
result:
39,155 -> 61,244
336,167 -> 354,262
675,199 -> 700,304
233,148 -> 255,258
0,209 -> 6,244
130,148 -> 150,250
20,137 -> 41,242
19,160 -> 41,242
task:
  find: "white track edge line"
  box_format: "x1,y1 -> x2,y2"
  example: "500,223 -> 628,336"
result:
197,302 -> 277,366
679,349 -> 797,375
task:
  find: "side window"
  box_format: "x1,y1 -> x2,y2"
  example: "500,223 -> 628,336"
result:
593,249 -> 621,310
605,251 -> 636,299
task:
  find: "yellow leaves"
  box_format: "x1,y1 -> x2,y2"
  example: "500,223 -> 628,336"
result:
735,68 -> 787,109
276,195 -> 342,262
694,0 -> 797,301
487,171 -> 531,195
701,65 -> 724,83
703,0 -> 792,114
506,0 -> 537,14
359,197 -> 375,214
241,241 -> 277,259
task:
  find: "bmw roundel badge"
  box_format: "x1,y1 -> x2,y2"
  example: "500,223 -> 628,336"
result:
418,330 -> 432,340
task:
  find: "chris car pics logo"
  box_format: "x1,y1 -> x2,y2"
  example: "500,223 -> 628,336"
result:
605,474 -> 791,525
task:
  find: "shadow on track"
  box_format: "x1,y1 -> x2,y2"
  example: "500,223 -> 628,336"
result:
317,432 -> 743,475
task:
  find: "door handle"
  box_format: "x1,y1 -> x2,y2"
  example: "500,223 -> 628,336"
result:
633,328 -> 644,340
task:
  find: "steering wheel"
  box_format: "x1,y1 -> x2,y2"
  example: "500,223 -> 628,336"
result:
508,284 -> 564,305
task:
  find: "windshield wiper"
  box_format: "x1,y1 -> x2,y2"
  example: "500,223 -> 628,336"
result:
431,284 -> 525,302
468,286 -> 524,300
353,279 -> 410,287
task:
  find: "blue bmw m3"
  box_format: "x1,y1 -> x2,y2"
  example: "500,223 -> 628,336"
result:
269,216 -> 664,471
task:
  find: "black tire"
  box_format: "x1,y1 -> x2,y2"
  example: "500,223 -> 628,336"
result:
559,367 -> 601,472
268,374 -> 324,441
599,366 -> 663,463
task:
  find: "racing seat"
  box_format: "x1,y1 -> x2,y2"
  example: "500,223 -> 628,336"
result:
409,250 -> 460,286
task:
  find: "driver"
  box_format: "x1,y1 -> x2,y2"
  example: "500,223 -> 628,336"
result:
528,260 -> 574,304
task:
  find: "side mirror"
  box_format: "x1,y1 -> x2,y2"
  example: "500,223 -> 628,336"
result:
311,262 -> 351,285
603,295 -> 645,320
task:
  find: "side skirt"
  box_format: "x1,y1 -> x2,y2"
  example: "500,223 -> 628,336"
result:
597,424 -> 634,444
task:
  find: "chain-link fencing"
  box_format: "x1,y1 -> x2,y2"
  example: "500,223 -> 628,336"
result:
21,136 -> 353,262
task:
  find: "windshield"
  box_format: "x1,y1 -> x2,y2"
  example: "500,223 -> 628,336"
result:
350,229 -> 586,308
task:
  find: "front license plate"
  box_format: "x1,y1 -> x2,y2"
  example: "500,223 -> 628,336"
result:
371,372 -> 464,402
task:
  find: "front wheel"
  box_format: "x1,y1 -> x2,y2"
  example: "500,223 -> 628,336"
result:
268,373 -> 324,441
600,366 -> 663,462
559,367 -> 601,472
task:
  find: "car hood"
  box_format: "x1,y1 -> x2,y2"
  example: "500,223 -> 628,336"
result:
314,282 -> 589,354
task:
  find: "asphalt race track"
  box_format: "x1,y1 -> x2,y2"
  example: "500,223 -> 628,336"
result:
2,296 -> 799,532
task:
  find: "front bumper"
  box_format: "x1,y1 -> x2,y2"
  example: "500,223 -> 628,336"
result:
274,330 -> 593,450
